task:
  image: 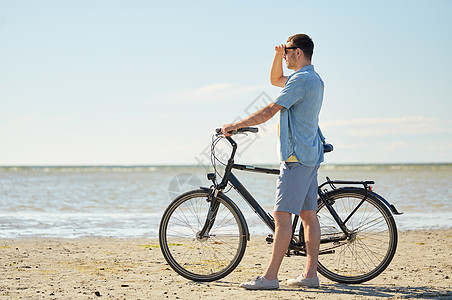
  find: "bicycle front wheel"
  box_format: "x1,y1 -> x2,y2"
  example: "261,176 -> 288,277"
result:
316,188 -> 398,284
159,189 -> 247,282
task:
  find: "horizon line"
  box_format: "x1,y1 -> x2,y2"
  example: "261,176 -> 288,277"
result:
1,162 -> 451,168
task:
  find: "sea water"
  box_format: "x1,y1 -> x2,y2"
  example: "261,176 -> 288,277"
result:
0,164 -> 451,238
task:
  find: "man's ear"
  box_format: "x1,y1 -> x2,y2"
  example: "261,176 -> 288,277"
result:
297,48 -> 304,59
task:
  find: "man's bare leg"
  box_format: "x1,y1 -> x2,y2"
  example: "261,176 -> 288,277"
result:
262,211 -> 292,281
300,210 -> 320,278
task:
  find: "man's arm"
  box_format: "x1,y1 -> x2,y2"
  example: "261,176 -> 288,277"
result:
270,44 -> 288,87
222,102 -> 283,136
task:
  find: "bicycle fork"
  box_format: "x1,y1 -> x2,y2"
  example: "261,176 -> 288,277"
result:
197,186 -> 221,241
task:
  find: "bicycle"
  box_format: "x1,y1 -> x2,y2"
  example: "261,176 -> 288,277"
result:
159,127 -> 402,284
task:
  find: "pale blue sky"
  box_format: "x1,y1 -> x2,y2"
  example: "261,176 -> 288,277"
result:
1,0 -> 451,165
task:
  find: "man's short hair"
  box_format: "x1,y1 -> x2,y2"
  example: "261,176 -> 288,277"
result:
287,34 -> 314,61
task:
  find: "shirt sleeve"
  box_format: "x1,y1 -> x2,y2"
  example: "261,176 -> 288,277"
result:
274,73 -> 305,109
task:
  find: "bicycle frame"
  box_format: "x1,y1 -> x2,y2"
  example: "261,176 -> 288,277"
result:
213,165 -> 354,251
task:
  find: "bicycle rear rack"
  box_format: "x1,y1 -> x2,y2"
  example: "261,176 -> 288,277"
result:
321,177 -> 375,191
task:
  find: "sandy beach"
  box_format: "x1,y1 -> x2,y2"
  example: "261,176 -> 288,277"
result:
1,229 -> 451,299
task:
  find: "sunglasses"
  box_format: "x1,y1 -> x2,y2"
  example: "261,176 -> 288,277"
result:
284,47 -> 303,55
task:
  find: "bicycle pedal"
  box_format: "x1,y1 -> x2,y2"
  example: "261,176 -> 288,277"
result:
319,250 -> 335,255
266,234 -> 273,244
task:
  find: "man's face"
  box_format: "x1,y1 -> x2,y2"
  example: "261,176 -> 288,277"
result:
284,42 -> 298,70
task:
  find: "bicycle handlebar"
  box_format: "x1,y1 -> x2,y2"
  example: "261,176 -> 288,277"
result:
215,127 -> 259,135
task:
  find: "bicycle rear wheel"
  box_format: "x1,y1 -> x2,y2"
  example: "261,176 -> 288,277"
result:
316,188 -> 397,284
159,189 -> 247,282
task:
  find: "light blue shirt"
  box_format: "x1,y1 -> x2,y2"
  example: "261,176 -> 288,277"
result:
274,65 -> 324,166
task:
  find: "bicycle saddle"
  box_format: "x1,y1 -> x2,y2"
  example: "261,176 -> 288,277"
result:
323,143 -> 334,153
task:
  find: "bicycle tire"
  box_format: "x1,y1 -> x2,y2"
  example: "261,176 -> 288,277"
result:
159,189 -> 247,282
313,188 -> 398,284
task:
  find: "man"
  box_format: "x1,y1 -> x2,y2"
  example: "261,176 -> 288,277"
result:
221,33 -> 324,290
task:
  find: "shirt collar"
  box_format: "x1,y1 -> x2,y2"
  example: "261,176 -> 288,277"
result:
297,64 -> 314,73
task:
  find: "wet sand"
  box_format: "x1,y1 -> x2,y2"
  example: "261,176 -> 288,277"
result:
1,229 -> 451,299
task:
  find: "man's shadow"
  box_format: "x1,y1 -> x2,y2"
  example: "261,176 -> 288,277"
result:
299,283 -> 451,299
